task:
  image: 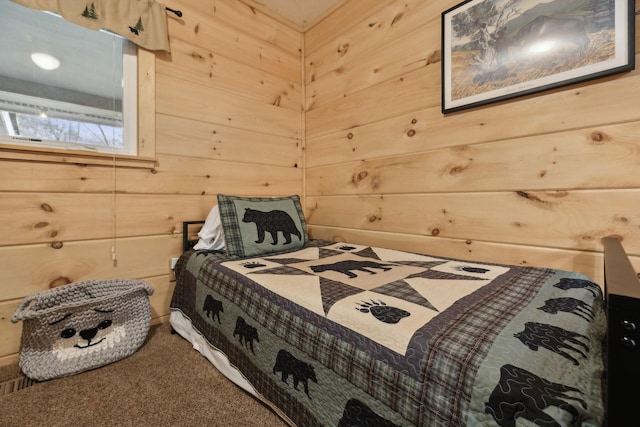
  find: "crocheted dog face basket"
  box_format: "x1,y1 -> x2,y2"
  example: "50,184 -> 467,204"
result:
11,279 -> 154,381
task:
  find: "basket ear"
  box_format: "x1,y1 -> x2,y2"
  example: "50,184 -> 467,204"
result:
140,281 -> 154,296
11,295 -> 40,323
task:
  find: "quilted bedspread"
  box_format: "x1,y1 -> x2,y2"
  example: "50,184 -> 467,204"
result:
170,240 -> 606,426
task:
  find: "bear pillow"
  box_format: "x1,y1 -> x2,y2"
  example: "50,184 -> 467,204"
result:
216,194 -> 308,259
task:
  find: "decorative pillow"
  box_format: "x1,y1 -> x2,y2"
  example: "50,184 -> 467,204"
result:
217,194 -> 308,258
193,205 -> 226,251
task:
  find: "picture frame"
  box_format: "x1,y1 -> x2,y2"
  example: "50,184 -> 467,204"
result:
441,0 -> 635,114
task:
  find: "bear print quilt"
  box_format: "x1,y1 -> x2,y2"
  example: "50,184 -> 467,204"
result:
170,240 -> 606,426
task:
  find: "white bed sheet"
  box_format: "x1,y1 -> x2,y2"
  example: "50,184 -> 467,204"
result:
169,310 -> 257,395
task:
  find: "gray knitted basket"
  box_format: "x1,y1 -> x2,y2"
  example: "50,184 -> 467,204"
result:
11,279 -> 154,381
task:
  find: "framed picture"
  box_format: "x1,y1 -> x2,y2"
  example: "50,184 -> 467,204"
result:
441,0 -> 635,114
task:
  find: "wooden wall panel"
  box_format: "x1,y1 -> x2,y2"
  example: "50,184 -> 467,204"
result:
307,191 -> 640,254
306,112 -> 640,169
0,236 -> 181,301
158,38 -> 302,111
156,113 -> 301,167
304,0 -> 640,283
166,2 -> 300,82
149,155 -> 302,196
304,0 -> 395,54
0,193 -> 213,245
157,74 -> 300,139
305,0 -> 444,83
306,122 -> 640,193
196,0 -> 302,53
0,302 -> 22,365
306,22 -> 436,110
0,0 -> 303,364
0,156 -> 301,196
306,69 -> 435,138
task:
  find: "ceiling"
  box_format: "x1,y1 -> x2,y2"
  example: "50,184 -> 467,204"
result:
249,0 -> 344,28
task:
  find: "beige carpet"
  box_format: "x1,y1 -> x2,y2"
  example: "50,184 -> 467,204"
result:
0,323 -> 288,427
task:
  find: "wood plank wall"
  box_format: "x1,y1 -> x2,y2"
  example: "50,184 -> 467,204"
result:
0,0 -> 303,365
305,0 -> 640,286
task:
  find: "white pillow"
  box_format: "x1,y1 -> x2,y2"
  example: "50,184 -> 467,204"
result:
193,205 -> 226,250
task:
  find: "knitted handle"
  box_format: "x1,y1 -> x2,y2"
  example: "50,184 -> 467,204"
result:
11,280 -> 154,323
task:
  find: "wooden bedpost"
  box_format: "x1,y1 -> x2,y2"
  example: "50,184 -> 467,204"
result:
602,236 -> 640,426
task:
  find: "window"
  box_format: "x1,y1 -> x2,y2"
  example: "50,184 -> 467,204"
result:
0,1 -> 137,156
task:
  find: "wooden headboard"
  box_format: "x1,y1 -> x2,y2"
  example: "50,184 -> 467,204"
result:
602,236 -> 640,425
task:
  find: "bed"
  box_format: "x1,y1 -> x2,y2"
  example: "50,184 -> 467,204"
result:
169,194 -> 639,426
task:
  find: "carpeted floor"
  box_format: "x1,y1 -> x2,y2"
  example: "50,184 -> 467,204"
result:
0,323 -> 288,427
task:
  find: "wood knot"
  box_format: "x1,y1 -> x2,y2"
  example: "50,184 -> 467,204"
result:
347,132 -> 354,140
368,215 -> 380,223
449,166 -> 465,175
51,241 -> 63,249
391,12 -> 404,26
516,191 -> 548,205
49,276 -> 71,288
34,222 -> 49,229
431,228 -> 440,236
427,50 -> 441,65
352,171 -> 368,184
406,129 -> 416,137
411,119 -> 417,124
41,203 -> 53,212
589,131 -> 610,144
150,169 -> 158,174
337,43 -> 349,56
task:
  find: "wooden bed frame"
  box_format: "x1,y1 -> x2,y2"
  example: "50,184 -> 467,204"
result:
180,223 -> 639,425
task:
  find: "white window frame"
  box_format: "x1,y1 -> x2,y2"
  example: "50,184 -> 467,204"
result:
0,7 -> 155,169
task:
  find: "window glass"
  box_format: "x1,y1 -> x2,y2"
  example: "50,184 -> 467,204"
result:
0,1 -> 137,155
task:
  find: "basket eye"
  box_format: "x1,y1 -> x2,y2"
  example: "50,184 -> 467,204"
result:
60,328 -> 76,339
98,320 -> 112,330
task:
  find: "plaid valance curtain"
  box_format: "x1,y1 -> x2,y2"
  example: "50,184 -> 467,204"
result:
11,0 -> 171,52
